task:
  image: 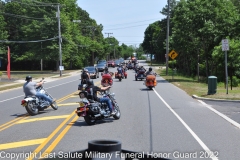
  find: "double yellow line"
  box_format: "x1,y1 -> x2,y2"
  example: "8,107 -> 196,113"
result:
27,111 -> 78,160
0,115 -> 28,132
0,91 -> 78,133
28,81 -> 101,160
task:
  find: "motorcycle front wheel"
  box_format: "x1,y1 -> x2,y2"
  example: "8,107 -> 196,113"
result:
84,115 -> 97,125
25,101 -> 38,116
51,102 -> 58,110
113,105 -> 121,120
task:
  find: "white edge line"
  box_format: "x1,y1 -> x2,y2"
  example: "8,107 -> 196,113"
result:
153,88 -> 218,160
0,80 -> 78,103
198,100 -> 240,129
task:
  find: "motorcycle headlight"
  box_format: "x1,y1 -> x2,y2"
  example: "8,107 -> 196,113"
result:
110,93 -> 115,98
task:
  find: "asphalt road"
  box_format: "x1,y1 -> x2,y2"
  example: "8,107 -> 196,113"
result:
0,60 -> 240,160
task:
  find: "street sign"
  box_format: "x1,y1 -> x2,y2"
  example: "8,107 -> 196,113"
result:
222,39 -> 229,51
168,50 -> 178,59
59,66 -> 64,71
73,20 -> 81,23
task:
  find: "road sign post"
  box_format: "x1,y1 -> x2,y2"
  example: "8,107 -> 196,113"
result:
222,39 -> 229,94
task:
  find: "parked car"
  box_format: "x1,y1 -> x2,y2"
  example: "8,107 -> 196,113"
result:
96,63 -> 106,72
97,60 -> 107,64
107,60 -> 115,68
84,66 -> 99,79
114,60 -> 120,67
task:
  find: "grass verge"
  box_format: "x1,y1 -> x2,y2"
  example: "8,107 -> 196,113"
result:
154,67 -> 240,100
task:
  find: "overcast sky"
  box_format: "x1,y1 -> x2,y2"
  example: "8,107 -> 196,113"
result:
77,0 -> 167,47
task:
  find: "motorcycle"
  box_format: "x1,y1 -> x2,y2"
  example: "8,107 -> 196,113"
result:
114,72 -> 124,81
75,85 -> 121,125
144,74 -> 157,90
21,78 -> 58,116
135,69 -> 146,81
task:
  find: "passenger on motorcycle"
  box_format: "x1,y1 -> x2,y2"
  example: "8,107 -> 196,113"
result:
81,68 -> 90,84
23,75 -> 55,104
85,79 -> 116,115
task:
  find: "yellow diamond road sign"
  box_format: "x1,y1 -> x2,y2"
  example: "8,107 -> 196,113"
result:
168,50 -> 178,59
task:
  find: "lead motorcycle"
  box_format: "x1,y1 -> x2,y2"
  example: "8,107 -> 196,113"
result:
75,85 -> 121,125
21,78 -> 58,116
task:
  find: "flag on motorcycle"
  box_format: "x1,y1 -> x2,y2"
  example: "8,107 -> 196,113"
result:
7,46 -> 11,80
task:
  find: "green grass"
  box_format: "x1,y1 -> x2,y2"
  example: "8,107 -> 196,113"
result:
156,68 -> 240,100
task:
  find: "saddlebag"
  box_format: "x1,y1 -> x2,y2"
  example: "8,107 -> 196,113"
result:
88,102 -> 100,114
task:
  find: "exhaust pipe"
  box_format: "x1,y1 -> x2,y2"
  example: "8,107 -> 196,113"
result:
94,114 -> 101,117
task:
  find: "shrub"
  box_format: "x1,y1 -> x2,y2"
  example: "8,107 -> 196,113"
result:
232,76 -> 239,87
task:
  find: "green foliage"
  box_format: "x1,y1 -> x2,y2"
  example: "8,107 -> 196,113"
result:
0,0 -> 136,70
232,76 -> 239,87
0,71 -> 2,76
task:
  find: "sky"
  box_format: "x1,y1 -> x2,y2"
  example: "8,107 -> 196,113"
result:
77,0 -> 167,47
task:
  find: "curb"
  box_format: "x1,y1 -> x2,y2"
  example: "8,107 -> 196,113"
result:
192,94 -> 240,103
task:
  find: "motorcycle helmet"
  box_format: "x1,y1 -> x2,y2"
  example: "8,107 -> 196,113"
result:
87,79 -> 94,86
104,66 -> 108,72
149,67 -> 152,71
25,75 -> 32,81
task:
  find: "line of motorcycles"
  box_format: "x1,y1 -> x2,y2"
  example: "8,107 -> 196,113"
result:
133,64 -> 158,90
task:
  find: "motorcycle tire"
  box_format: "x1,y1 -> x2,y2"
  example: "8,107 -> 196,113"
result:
25,101 -> 38,116
113,105 -> 121,120
119,78 -> 122,81
51,102 -> 58,110
84,115 -> 97,125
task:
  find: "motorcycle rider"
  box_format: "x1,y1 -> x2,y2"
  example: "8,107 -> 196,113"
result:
117,64 -> 124,77
23,75 -> 55,105
85,79 -> 115,116
145,67 -> 156,76
81,68 -> 90,84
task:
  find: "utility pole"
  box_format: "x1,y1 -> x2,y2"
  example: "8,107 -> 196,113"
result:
105,33 -> 113,38
105,33 -> 113,60
166,0 -> 170,75
57,4 -> 62,76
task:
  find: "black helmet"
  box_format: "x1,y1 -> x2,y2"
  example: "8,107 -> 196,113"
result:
87,79 -> 94,86
149,67 -> 152,71
104,66 -> 108,71
25,75 -> 32,81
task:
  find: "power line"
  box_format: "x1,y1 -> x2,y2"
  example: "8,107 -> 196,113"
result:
0,37 -> 59,43
104,23 -> 149,31
7,0 -> 59,6
0,12 -> 56,20
104,18 -> 160,27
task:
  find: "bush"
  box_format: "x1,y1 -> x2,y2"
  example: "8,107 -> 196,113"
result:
232,76 -> 239,87
0,71 -> 2,76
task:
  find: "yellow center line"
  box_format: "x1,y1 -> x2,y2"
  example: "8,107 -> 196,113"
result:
0,116 -> 29,132
0,138 -> 46,150
0,114 -> 28,129
58,103 -> 79,106
0,91 -> 78,133
27,111 -> 76,160
40,115 -> 79,156
16,115 -> 70,124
